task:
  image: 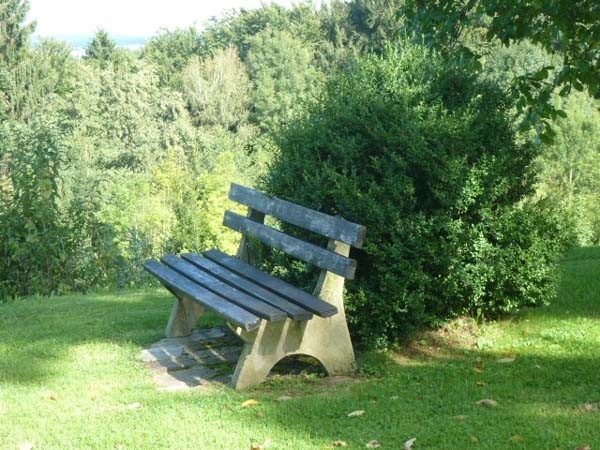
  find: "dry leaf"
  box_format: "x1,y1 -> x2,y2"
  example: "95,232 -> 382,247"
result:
365,441 -> 381,448
470,436 -> 479,443
19,443 -> 35,450
250,438 -> 271,450
242,399 -> 261,408
475,381 -> 486,386
476,399 -> 498,407
48,393 -> 58,401
328,441 -> 347,447
404,437 -> 416,449
127,402 -> 141,410
575,446 -> 591,450
473,366 -> 483,373
497,357 -> 516,363
511,435 -> 525,442
579,402 -> 600,412
348,410 -> 366,417
276,395 -> 292,402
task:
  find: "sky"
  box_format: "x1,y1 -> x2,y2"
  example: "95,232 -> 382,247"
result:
28,0 -> 295,37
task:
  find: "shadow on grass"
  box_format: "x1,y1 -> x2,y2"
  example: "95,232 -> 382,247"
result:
0,288 -> 223,385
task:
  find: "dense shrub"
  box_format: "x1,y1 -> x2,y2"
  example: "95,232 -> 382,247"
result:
265,45 -> 573,348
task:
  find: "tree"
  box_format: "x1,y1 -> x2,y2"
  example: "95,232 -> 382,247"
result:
0,0 -> 34,67
536,92 -> 600,244
266,45 -> 571,347
181,46 -> 251,130
0,0 -> 35,118
84,29 -> 117,69
5,38 -> 76,122
402,0 -> 600,141
246,28 -> 322,134
142,27 -> 201,88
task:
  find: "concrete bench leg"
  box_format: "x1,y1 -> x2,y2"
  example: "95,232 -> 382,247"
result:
165,291 -> 205,338
230,251 -> 356,389
230,314 -> 356,389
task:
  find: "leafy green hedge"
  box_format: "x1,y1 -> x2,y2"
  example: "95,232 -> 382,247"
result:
265,45 -> 572,348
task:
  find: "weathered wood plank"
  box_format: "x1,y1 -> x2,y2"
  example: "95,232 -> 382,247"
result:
223,210 -> 357,280
161,255 -> 287,322
143,260 -> 261,331
181,253 -> 314,321
204,249 -> 338,318
229,183 -> 366,248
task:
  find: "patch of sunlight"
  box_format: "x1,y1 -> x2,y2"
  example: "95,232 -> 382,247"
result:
68,341 -> 132,364
520,402 -> 598,419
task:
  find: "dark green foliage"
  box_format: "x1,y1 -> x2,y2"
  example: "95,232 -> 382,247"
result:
266,45 -> 572,348
0,0 -> 34,67
0,118 -> 67,298
84,29 -> 117,69
402,0 -> 600,142
142,27 -> 202,87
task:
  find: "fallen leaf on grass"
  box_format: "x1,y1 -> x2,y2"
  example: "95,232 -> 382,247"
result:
497,357 -> 516,363
511,435 -> 525,442
473,366 -> 483,373
365,440 -> 381,448
575,446 -> 591,450
347,410 -> 366,417
579,402 -> 600,412
470,436 -> 479,443
475,381 -> 486,386
404,437 -> 416,449
250,438 -> 271,449
325,441 -> 347,447
242,399 -> 261,408
127,402 -> 141,410
476,399 -> 498,407
276,395 -> 292,402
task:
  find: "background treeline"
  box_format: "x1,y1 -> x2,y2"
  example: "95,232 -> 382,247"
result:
0,0 -> 598,347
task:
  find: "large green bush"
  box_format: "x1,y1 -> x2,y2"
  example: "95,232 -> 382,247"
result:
265,45 -> 572,348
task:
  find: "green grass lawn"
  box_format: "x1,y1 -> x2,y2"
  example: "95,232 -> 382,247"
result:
1,247 -> 599,450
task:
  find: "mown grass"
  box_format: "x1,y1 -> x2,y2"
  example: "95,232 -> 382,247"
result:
1,247 -> 599,449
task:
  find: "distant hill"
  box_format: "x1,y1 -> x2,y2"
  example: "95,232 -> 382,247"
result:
34,34 -> 149,49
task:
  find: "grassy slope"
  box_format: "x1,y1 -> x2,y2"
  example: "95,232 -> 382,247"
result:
0,247 -> 598,449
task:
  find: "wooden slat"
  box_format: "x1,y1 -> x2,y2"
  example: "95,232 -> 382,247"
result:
181,253 -> 313,321
161,255 -> 287,322
223,211 -> 357,280
143,260 -> 261,331
204,249 -> 338,318
229,183 -> 366,248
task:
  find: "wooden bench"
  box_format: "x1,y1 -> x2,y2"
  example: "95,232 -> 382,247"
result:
144,183 -> 366,389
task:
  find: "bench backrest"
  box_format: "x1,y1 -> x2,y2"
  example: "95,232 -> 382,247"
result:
224,183 -> 366,280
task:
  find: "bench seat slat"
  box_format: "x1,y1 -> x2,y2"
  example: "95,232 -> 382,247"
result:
223,211 -> 357,280
161,255 -> 288,322
143,260 -> 261,331
229,183 -> 366,248
182,253 -> 313,321
204,249 -> 338,318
